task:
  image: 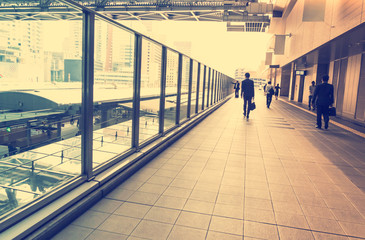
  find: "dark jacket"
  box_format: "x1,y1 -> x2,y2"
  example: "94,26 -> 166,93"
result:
312,83 -> 334,106
241,79 -> 255,99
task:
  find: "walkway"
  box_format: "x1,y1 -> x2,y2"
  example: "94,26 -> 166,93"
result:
52,92 -> 365,240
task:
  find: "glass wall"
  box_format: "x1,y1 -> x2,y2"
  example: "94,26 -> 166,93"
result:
139,38 -> 162,143
180,56 -> 190,121
0,1 -> 234,225
164,50 -> 178,130
0,3 -> 83,218
190,61 -> 198,117
92,18 -> 135,168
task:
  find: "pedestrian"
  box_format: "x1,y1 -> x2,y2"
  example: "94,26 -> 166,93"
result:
232,80 -> 240,98
274,84 -> 281,100
312,75 -> 334,129
265,81 -> 274,108
241,72 -> 255,120
309,81 -> 316,110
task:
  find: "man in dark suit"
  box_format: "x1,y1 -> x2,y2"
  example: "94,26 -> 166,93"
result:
312,75 -> 334,129
241,72 -> 255,120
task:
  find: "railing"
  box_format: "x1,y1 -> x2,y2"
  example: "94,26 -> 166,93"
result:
0,0 -> 234,231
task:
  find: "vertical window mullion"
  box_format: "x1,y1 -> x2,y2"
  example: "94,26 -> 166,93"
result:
132,34 -> 142,149
159,46 -> 167,134
202,65 -> 206,111
176,54 -> 183,125
187,58 -> 193,118
195,62 -> 201,114
81,10 -> 94,180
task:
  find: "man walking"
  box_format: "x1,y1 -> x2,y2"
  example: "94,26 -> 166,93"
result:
309,81 -> 316,110
312,75 -> 334,129
265,81 -> 274,108
241,72 -> 255,120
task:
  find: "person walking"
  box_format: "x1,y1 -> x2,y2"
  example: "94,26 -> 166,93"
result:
312,75 -> 334,129
274,84 -> 281,100
265,81 -> 274,108
241,72 -> 255,120
232,80 -> 240,98
309,81 -> 316,110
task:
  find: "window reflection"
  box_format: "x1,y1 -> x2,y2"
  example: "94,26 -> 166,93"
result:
190,61 -> 198,117
139,39 -> 162,143
164,50 -> 178,130
180,56 -> 190,121
0,13 -> 82,218
93,18 -> 134,167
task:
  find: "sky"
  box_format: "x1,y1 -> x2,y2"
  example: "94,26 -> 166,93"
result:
124,21 -> 272,77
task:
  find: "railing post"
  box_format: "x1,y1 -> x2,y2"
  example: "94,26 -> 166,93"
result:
201,65 -> 206,111
195,62 -> 201,114
132,34 -> 142,149
206,67 -> 211,108
176,53 -> 183,125
81,10 -> 94,180
159,46 -> 167,134
187,58 -> 193,118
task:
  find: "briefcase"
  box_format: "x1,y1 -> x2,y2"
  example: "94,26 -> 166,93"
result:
329,107 -> 336,116
250,102 -> 256,111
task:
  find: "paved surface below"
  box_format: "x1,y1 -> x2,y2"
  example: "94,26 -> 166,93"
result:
53,93 -> 365,240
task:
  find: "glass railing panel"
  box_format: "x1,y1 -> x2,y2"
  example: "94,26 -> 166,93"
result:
164,50 -> 178,130
93,18 -> 134,168
180,56 -> 190,121
0,1 -> 82,219
139,38 -> 162,143
190,61 -> 198,117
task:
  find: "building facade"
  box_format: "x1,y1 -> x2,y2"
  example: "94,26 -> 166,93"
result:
268,0 -> 365,123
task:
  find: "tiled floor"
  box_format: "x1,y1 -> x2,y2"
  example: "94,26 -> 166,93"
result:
53,93 -> 365,240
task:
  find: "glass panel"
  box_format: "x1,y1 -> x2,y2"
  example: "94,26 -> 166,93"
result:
190,61 -> 198,117
205,68 -> 210,108
0,2 -> 82,218
164,50 -> 178,130
139,38 -> 162,143
180,56 -> 190,121
211,71 -> 216,104
198,64 -> 204,112
93,18 -> 134,168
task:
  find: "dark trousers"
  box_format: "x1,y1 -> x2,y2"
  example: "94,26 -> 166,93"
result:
309,96 -> 315,110
243,97 -> 252,117
266,94 -> 272,108
316,105 -> 329,128
235,89 -> 239,98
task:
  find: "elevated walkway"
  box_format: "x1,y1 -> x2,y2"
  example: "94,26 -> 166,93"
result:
52,92 -> 365,240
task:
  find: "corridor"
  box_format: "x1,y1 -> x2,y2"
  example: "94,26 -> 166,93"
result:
53,93 -> 365,240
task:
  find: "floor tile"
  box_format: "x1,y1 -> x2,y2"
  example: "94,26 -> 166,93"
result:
114,202 -> 151,218
127,191 -> 160,205
130,220 -> 173,240
176,211 -> 211,229
206,231 -> 243,240
213,203 -> 244,219
183,199 -> 215,214
97,215 -> 140,235
85,230 -> 128,240
144,206 -> 180,224
244,208 -> 276,224
52,225 -> 93,240
306,216 -> 346,235
277,226 -> 314,240
90,199 -> 123,214
71,210 -> 110,229
243,221 -> 279,240
167,225 -> 207,240
154,195 -> 187,210
209,216 -> 244,236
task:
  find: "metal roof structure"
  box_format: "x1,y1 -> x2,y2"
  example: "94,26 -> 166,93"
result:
0,0 -> 273,32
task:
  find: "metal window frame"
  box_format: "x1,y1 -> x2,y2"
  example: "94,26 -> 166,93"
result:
187,58 -> 193,118
81,10 -> 95,180
159,46 -> 167,135
210,69 -> 215,106
206,67 -> 211,108
176,53 -> 183,125
132,34 -> 142,149
195,62 -> 201,114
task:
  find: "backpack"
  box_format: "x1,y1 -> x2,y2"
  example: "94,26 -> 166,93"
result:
269,87 -> 274,95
